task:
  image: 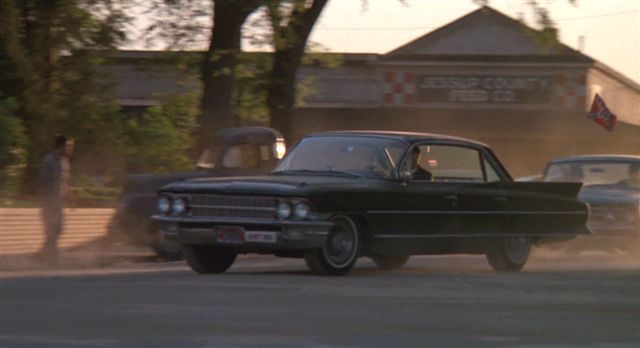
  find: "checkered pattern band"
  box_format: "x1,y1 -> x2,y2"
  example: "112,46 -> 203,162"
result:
552,74 -> 586,111
383,72 -> 415,105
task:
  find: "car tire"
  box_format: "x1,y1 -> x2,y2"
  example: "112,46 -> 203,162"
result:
372,255 -> 410,270
486,236 -> 531,272
183,245 -> 237,274
151,235 -> 183,261
305,215 -> 360,276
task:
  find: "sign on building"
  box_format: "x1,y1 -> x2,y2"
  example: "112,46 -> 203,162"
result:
417,75 -> 551,104
383,71 -> 586,111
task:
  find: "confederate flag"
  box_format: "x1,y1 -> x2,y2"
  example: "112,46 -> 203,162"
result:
588,94 -> 617,131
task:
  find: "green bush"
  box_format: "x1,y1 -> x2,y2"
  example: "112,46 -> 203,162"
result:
0,98 -> 28,205
123,92 -> 198,173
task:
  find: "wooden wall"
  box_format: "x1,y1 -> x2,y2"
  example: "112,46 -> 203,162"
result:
0,208 -> 114,255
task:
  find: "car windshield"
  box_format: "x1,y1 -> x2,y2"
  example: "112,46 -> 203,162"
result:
543,160 -> 640,188
273,136 -> 407,179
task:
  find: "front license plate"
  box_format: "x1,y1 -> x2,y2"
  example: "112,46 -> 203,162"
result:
245,231 -> 278,244
215,226 -> 245,244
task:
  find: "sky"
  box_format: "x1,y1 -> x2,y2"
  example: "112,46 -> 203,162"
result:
126,0 -> 640,84
283,0 -> 640,83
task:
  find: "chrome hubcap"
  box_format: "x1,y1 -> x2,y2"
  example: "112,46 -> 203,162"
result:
323,217 -> 357,267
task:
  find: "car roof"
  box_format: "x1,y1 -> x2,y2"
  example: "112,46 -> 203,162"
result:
548,155 -> 640,164
307,130 -> 490,148
213,127 -> 284,146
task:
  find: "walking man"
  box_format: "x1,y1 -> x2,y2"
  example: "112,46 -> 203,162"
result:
36,134 -> 74,264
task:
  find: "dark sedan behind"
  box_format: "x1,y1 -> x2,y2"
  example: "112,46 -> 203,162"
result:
542,155 -> 640,254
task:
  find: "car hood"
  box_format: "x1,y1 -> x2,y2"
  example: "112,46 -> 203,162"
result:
161,173 -> 368,197
579,185 -> 640,206
123,170 -> 209,194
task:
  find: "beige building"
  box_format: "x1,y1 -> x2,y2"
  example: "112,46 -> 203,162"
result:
292,7 -> 640,176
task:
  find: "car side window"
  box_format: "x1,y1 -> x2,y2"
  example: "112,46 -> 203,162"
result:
402,144 -> 485,182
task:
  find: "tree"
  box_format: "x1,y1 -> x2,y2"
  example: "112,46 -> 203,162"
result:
266,0 -> 328,142
0,98 -> 28,204
476,0 -> 577,43
143,0 -> 332,145
0,0 -> 129,194
144,0 -> 263,152
199,0 -> 263,150
123,92 -> 199,173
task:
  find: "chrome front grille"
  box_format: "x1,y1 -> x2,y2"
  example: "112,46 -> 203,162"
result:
188,194 -> 278,220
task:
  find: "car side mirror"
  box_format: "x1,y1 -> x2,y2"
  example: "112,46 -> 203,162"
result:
400,171 -> 412,182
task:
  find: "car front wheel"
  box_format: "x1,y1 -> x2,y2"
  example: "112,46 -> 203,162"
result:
305,215 -> 360,276
183,245 -> 237,274
151,230 -> 183,261
486,236 -> 531,272
372,255 -> 410,270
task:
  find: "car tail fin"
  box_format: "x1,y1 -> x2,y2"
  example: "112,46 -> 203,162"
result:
504,182 -> 583,199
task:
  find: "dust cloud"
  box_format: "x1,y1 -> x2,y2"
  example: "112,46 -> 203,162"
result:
530,246 -> 639,272
0,239 -> 154,275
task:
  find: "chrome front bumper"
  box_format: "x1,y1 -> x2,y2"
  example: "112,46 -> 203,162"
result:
152,215 -> 333,250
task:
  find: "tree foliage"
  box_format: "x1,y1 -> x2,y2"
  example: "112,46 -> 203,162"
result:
141,0 -> 330,145
477,0 -> 577,45
0,0 -> 130,195
143,0 -> 263,151
233,52 -> 272,125
0,98 -> 28,204
520,0 -> 577,47
122,92 -> 199,173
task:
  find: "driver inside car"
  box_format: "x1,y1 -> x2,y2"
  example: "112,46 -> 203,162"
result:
410,147 -> 433,181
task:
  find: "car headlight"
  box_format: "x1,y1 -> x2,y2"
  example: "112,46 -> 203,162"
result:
274,140 -> 286,159
172,197 -> 188,215
293,202 -> 310,220
158,196 -> 171,214
277,202 -> 292,219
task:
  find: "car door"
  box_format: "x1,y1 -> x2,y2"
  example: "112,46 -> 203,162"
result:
367,143 -> 462,240
366,143 -> 513,255
452,149 -> 510,236
405,143 -> 510,236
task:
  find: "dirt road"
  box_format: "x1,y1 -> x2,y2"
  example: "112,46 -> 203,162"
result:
1,251 -> 638,347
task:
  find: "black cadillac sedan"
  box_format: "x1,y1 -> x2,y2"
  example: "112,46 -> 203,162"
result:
154,131 -> 589,276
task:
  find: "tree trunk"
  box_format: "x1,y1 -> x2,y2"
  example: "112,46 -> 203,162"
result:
197,0 -> 261,152
267,0 -> 327,143
267,48 -> 298,144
